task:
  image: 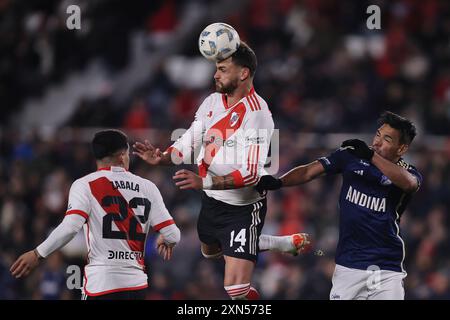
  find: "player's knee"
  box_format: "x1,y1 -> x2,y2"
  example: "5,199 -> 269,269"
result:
224,283 -> 259,300
201,248 -> 223,259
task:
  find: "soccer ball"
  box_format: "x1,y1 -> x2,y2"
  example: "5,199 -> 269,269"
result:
198,23 -> 240,61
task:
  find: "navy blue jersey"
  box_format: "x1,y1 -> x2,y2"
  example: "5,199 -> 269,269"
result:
318,148 -> 423,272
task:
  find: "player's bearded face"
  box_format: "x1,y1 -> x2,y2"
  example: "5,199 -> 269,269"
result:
214,59 -> 239,94
215,76 -> 239,94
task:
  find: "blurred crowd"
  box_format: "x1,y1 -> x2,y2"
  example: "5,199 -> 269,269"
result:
1,0 -> 450,299
0,0 -> 184,125
1,0 -> 450,133
61,0 -> 450,135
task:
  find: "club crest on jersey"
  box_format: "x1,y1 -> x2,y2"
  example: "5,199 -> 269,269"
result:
380,175 -> 392,186
230,112 -> 240,127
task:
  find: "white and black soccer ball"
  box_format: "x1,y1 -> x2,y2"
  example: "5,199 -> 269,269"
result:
198,23 -> 240,61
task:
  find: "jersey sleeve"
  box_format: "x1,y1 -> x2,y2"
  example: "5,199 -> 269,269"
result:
317,148 -> 351,175
167,95 -> 212,163
229,110 -> 274,187
408,166 -> 423,192
36,214 -> 86,258
146,181 -> 176,232
65,179 -> 91,220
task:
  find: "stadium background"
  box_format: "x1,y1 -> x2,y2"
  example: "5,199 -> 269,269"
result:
1,0 -> 449,300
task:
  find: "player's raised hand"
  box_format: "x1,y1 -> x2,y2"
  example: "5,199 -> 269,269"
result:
132,140 -> 163,165
156,234 -> 174,261
341,139 -> 374,160
173,169 -> 203,190
10,250 -> 41,278
255,175 -> 282,195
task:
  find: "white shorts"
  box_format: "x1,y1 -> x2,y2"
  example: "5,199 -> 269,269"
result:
330,264 -> 407,300
83,265 -> 148,296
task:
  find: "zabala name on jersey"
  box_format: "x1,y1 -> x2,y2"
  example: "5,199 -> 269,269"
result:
111,180 -> 140,192
345,185 -> 386,213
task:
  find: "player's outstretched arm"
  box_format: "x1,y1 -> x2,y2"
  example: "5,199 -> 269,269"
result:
254,175 -> 282,194
10,214 -> 85,278
172,160 -> 326,192
173,169 -> 249,190
255,160 -> 326,194
172,160 -> 326,191
279,160 -> 326,186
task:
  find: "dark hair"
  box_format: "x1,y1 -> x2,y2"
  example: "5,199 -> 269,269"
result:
91,129 -> 129,160
377,111 -> 417,145
229,41 -> 257,77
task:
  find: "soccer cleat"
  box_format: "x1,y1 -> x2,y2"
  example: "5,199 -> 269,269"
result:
288,233 -> 311,256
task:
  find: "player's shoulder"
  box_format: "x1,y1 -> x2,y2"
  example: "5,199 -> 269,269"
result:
207,92 -> 221,100
242,91 -> 273,124
325,147 -> 356,164
125,171 -> 159,194
72,172 -> 97,185
396,158 -> 413,169
197,92 -> 221,114
242,89 -> 269,113
253,91 -> 269,109
73,169 -> 126,187
202,92 -> 221,105
123,171 -> 149,185
397,158 -> 422,176
76,170 -> 109,182
68,172 -> 99,193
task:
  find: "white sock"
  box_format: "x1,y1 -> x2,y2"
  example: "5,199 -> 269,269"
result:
258,234 -> 294,252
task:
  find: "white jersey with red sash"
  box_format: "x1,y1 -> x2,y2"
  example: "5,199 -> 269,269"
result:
66,166 -> 174,296
169,88 -> 274,206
